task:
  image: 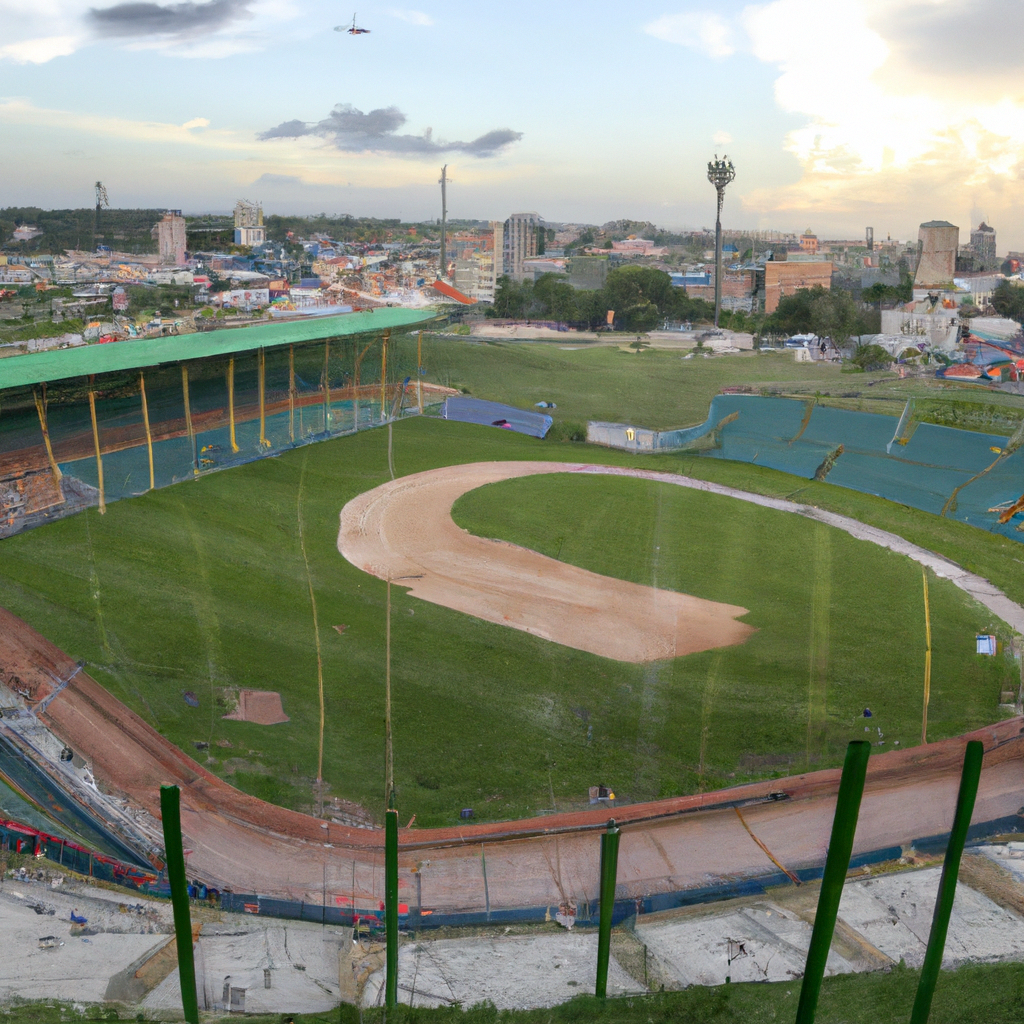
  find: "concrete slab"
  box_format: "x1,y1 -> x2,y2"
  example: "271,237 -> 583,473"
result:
143,924 -> 345,1015
838,868 -> 1024,967
362,931 -> 639,1010
0,894 -> 165,1003
635,903 -> 850,987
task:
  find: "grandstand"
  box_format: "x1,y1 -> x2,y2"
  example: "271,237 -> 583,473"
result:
0,309 -> 436,535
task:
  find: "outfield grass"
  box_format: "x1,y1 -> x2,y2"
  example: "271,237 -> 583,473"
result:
5,960 -> 1024,1022
406,336 -> 849,430
0,417 -> 1015,828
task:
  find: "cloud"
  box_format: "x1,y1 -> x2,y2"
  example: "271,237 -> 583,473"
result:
0,34 -> 81,63
253,172 -> 302,185
644,12 -> 734,57
86,0 -> 252,38
713,130 -> 732,146
739,0 -> 1024,232
389,8 -> 432,26
181,117 -> 209,129
259,103 -> 523,157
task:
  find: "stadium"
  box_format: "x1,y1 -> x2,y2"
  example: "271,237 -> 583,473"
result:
2,319 -> 1024,1017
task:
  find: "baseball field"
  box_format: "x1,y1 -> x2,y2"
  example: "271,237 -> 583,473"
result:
0,367 -> 1019,827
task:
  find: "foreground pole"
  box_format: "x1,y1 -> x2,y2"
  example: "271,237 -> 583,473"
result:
795,741 -> 870,1024
160,785 -> 199,1024
385,806 -> 399,1008
595,818 -> 621,998
910,740 -> 983,1024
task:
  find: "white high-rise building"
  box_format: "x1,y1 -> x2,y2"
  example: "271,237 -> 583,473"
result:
233,200 -> 266,246
501,212 -> 542,281
154,210 -> 186,265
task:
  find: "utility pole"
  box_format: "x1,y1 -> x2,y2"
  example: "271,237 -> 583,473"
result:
94,181 -> 109,251
706,156 -> 735,329
438,164 -> 448,281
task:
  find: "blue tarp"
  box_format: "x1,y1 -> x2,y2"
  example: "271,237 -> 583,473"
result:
442,397 -> 553,438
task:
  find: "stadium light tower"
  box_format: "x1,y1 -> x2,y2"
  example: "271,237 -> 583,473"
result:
707,155 -> 736,328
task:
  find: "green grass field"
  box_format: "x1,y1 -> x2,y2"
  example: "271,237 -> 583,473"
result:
0,414 -> 1016,827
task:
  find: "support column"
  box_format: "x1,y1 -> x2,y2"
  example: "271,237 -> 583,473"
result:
139,373 -> 155,490
795,741 -> 870,1024
181,365 -> 198,477
227,359 -> 239,453
258,347 -> 267,447
385,806 -> 399,1008
33,385 -> 63,490
322,340 -> 331,433
910,740 -> 984,1024
595,819 -> 621,998
87,383 -> 106,513
380,330 -> 390,420
160,785 -> 199,1024
417,331 -> 423,414
288,345 -> 296,443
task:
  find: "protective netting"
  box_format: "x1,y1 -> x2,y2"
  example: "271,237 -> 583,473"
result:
701,395 -> 1024,542
0,333 -> 431,537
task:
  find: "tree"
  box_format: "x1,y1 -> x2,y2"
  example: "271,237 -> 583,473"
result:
991,280 -> 1024,324
604,266 -> 674,316
623,300 -> 660,333
810,290 -> 859,347
488,275 -> 533,319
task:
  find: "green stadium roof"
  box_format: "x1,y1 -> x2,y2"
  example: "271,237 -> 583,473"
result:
0,308 -> 436,389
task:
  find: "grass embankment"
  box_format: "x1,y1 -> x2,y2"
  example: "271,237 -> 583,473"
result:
0,418 -> 1015,827
410,334 -> 1024,437
408,336 -> 848,431
4,960 -> 1024,1022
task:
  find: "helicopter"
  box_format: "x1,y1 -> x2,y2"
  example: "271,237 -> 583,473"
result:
335,12 -> 370,34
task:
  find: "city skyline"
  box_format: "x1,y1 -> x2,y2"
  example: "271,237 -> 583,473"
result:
1,0 -> 1021,247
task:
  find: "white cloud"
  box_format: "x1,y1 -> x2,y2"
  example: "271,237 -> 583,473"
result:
388,8 -> 433,26
713,130 -> 732,146
181,117 -> 211,129
0,0 -> 299,63
0,34 -> 80,63
739,0 -> 1024,231
644,12 -> 735,58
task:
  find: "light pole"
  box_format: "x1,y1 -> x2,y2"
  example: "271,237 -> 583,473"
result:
707,155 -> 736,328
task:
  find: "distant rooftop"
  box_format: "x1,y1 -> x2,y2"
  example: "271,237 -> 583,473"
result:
920,220 -> 957,228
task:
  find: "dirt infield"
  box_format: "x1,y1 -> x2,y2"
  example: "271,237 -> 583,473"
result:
338,461 -> 756,663
340,461 -> 1024,643
222,690 -> 290,725
2,604 -> 1024,912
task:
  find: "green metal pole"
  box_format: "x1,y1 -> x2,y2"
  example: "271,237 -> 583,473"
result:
159,785 -> 199,1024
910,739 -> 984,1024
795,741 -> 871,1024
385,806 -> 399,1008
595,818 -> 621,998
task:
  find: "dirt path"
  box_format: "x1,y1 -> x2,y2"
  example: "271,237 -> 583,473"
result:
338,461 -> 1024,662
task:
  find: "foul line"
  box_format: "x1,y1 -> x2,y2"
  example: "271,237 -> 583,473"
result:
734,807 -> 802,885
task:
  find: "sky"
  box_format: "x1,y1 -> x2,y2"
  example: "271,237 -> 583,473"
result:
2,0 -> 1023,247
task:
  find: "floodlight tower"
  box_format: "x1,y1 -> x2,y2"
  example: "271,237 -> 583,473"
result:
707,155 -> 735,328
438,164 -> 448,281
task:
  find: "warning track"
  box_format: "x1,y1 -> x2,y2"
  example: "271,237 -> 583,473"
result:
3,602 -> 1023,914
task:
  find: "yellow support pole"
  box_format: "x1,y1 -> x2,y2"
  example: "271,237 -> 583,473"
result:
417,330 -> 423,414
922,568 -> 932,744
33,385 -> 63,489
227,358 -> 239,453
139,372 -> 154,491
288,345 -> 296,442
87,385 -> 106,514
258,347 -> 267,447
322,340 -> 330,432
380,330 -> 390,420
181,365 -> 197,477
